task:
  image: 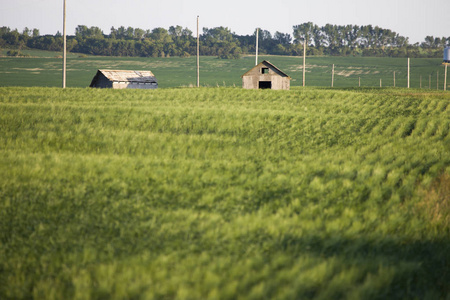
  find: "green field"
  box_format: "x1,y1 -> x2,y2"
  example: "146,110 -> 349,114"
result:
0,86 -> 449,299
1,50 -> 448,89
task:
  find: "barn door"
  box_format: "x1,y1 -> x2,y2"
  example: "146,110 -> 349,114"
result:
259,81 -> 272,89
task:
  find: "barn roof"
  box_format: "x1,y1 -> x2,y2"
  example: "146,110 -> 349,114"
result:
241,60 -> 291,78
90,70 -> 157,86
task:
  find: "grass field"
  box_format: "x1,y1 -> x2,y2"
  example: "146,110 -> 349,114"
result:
0,86 -> 449,299
1,49 -> 448,89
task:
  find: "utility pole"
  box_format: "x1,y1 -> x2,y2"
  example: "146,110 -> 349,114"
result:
445,64 -> 448,91
255,28 -> 259,66
62,0 -> 66,88
197,16 -> 199,88
303,38 -> 306,87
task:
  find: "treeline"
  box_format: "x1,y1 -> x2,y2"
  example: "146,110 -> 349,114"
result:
291,22 -> 449,58
1,23 -> 448,58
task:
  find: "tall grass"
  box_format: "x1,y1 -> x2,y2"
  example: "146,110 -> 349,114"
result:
0,87 -> 449,299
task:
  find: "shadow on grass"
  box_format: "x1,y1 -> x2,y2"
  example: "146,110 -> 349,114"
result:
273,233 -> 450,298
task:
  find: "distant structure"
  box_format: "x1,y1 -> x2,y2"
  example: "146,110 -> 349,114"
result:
241,60 -> 291,90
90,70 -> 158,89
444,47 -> 450,63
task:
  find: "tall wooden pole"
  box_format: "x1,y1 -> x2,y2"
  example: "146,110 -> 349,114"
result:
255,28 -> 259,66
407,58 -> 410,89
393,71 -> 396,87
302,38 -> 306,87
445,64 -> 448,91
62,0 -> 66,88
359,77 -> 361,87
331,64 -> 335,87
196,16 -> 199,88
380,78 -> 382,88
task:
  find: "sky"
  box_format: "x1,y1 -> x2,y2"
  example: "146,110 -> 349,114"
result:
1,0 -> 449,44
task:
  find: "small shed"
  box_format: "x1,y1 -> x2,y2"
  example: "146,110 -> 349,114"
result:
241,60 -> 291,90
89,70 -> 158,89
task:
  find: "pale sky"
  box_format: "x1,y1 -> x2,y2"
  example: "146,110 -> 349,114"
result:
1,0 -> 449,44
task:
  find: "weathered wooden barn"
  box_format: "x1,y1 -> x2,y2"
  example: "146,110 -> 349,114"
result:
241,60 -> 291,90
89,70 -> 158,89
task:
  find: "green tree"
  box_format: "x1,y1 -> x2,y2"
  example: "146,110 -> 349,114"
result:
3,29 -> 20,46
32,28 -> 40,38
134,28 -> 145,40
110,27 -> 117,39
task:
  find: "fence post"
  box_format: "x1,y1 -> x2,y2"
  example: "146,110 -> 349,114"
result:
331,64 -> 334,87
407,58 -> 410,89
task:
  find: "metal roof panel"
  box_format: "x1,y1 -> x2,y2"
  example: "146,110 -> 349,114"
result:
98,70 -> 157,83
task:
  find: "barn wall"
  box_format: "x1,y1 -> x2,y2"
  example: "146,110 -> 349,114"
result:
242,75 -> 290,90
271,76 -> 290,90
92,74 -> 113,88
242,76 -> 258,89
242,62 -> 290,90
112,82 -> 158,89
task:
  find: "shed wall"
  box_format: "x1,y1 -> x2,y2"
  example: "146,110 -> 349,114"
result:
242,61 -> 290,90
242,75 -> 290,90
271,76 -> 290,90
92,73 -> 113,88
112,82 -> 158,89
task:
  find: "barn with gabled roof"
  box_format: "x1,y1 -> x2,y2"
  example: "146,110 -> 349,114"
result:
241,60 -> 291,90
89,70 -> 158,89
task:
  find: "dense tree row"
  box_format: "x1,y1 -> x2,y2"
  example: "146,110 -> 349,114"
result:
1,23 -> 448,59
291,22 -> 449,58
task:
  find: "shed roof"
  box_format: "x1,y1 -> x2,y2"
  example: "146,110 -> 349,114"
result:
241,60 -> 291,79
91,70 -> 157,85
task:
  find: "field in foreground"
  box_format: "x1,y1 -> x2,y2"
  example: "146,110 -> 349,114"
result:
0,87 -> 449,299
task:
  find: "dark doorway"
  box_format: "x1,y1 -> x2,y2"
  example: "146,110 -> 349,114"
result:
259,81 -> 272,89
